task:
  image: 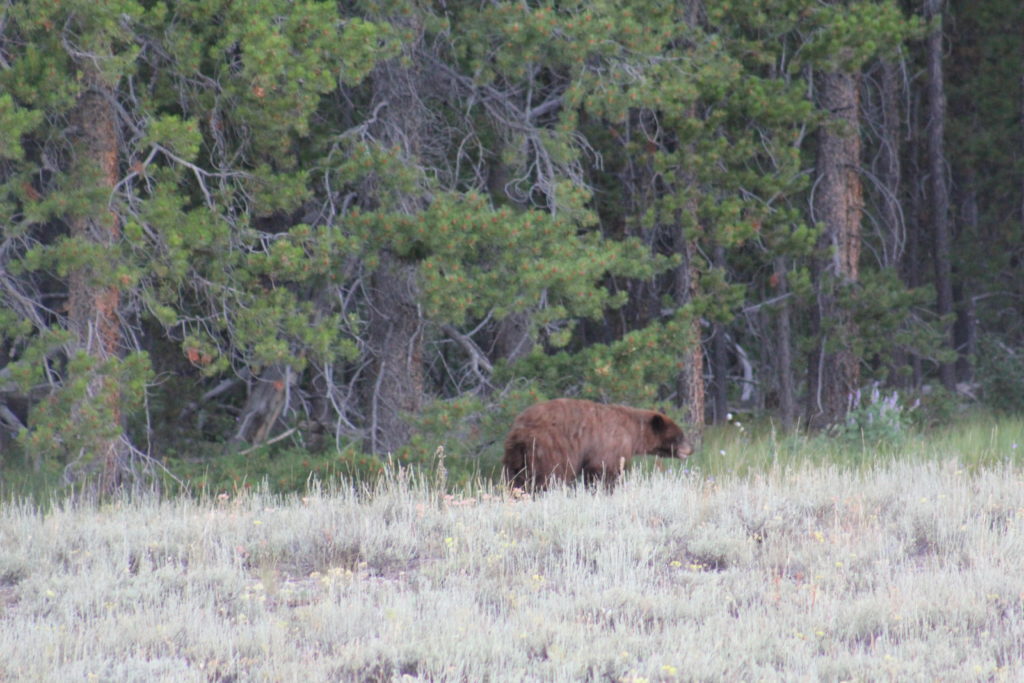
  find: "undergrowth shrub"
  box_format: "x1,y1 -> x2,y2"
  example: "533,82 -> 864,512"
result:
163,442 -> 385,496
840,383 -> 917,444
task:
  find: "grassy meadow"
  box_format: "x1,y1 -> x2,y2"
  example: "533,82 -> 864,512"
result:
2,417 -> 1024,681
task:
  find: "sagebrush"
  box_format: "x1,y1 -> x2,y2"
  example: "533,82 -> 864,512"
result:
2,441 -> 1023,680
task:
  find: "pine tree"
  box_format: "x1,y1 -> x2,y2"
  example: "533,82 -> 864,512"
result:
0,0 -> 399,482
0,1 -> 152,488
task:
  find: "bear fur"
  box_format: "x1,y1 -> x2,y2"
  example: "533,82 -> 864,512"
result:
502,398 -> 693,491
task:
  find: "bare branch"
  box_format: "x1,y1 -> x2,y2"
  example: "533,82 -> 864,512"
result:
441,323 -> 494,385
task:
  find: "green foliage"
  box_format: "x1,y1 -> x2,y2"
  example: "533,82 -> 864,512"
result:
846,269 -> 954,378
0,95 -> 44,161
791,0 -> 921,72
908,386 -> 963,430
19,352 -> 152,465
0,0 -> 1015,497
407,193 -> 663,326
0,0 -> 403,485
946,0 -> 1024,346
402,387 -> 544,485
143,115 -> 202,162
974,334 -> 1024,414
510,312 -> 702,408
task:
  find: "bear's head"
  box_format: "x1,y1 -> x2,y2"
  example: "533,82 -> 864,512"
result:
648,413 -> 694,459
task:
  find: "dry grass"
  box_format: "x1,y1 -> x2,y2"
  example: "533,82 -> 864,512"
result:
2,442 -> 1024,680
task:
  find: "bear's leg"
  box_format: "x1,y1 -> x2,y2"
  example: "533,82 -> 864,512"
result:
582,459 -> 621,491
503,444 -> 529,490
506,466 -> 528,490
536,459 -> 579,489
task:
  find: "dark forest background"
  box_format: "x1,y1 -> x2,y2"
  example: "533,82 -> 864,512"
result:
1,0 -> 1022,494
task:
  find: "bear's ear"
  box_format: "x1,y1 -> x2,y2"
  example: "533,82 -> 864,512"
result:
650,414 -> 667,432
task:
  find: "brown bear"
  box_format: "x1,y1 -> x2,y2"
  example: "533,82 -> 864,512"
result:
502,398 -> 693,491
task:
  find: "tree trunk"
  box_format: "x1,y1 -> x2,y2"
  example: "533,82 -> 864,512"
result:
670,0 -> 705,436
904,99 -> 925,389
710,245 -> 728,423
806,69 -> 863,429
879,60 -> 905,269
953,281 -> 976,384
486,140 -> 535,367
711,322 -> 728,423
68,65 -> 126,493
360,24 -> 428,454
773,258 -> 796,430
673,230 -> 705,438
876,59 -> 915,387
364,253 -> 424,453
926,0 -> 956,391
954,173 -> 978,384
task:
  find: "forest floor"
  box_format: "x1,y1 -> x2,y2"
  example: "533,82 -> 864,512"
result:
1,417 -> 1023,681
